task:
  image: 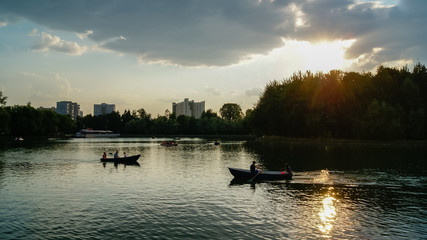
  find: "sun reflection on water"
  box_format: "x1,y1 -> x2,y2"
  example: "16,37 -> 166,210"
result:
318,187 -> 337,238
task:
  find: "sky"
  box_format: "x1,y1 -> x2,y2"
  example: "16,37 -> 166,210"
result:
0,0 -> 426,117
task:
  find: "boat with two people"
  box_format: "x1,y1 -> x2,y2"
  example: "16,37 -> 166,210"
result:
101,152 -> 141,164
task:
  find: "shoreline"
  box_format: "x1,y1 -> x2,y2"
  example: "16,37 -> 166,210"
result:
2,134 -> 427,145
253,135 -> 427,146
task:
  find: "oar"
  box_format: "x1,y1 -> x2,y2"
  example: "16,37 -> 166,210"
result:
248,171 -> 260,182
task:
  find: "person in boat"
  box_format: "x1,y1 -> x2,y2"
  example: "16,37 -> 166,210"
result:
102,152 -> 107,159
250,161 -> 262,175
114,150 -> 119,159
123,152 -> 127,157
285,164 -> 292,174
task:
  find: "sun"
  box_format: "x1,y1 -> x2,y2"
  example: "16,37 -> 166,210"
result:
286,39 -> 355,72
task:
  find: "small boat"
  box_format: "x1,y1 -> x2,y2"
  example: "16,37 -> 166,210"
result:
76,129 -> 120,138
100,154 -> 140,164
160,141 -> 178,146
228,167 -> 293,180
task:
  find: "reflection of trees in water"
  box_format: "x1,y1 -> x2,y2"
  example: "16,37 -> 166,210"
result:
243,140 -> 427,172
0,161 -> 4,184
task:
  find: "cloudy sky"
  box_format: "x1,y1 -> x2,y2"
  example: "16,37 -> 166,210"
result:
0,0 -> 425,116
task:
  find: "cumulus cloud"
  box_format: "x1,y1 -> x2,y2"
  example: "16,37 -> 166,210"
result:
20,72 -> 79,101
76,30 -> 93,40
205,85 -> 222,96
0,0 -> 425,68
31,32 -> 87,55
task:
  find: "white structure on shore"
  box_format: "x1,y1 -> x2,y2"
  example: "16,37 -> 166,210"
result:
56,101 -> 82,121
94,103 -> 116,116
172,98 -> 205,119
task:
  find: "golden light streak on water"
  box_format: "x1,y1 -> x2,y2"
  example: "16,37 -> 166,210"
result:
318,187 -> 337,238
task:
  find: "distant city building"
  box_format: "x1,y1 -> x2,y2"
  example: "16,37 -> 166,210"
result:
37,106 -> 56,111
56,101 -> 81,121
172,98 -> 205,119
94,103 -> 116,116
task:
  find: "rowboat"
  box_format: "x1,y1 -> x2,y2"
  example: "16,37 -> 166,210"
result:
228,167 -> 293,180
100,154 -> 140,164
76,129 -> 120,138
160,141 -> 178,146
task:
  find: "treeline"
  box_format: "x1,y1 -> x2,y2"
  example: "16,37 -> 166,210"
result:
75,105 -> 248,135
0,103 -> 75,136
1,63 -> 427,139
0,96 -> 249,136
248,63 -> 427,140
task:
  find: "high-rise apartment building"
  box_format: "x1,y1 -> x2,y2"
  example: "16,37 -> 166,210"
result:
94,103 -> 116,116
56,101 -> 81,121
172,98 -> 205,119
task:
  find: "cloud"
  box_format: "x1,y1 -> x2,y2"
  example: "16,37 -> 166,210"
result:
205,85 -> 221,96
28,28 -> 38,36
0,0 -> 426,68
293,0 -> 427,69
19,72 -> 79,102
31,32 -> 87,55
76,30 -> 93,40
0,21 -> 6,28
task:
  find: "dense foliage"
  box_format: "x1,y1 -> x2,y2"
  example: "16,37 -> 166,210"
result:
1,63 -> 427,139
248,63 -> 427,140
0,104 -> 75,136
0,101 -> 248,136
75,108 -> 248,135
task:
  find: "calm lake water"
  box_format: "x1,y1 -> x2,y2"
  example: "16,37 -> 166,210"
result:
0,137 -> 426,239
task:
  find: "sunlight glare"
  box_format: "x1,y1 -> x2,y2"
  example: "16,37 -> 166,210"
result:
286,39 -> 355,72
318,188 -> 337,237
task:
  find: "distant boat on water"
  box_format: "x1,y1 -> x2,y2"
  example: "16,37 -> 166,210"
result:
101,154 -> 140,164
75,129 -> 120,138
160,141 -> 178,146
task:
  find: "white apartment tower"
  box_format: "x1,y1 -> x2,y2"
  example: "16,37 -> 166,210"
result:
56,101 -> 82,121
94,103 -> 116,116
172,98 -> 205,119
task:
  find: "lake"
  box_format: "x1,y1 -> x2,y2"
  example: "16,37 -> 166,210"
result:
0,137 -> 426,239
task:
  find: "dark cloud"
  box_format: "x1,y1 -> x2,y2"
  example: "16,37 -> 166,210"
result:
0,0 -> 425,68
294,0 -> 427,69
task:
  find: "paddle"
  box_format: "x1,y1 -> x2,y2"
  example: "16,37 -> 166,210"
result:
248,171 -> 260,182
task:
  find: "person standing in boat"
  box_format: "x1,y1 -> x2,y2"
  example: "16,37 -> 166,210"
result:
114,150 -> 119,159
102,152 -> 107,159
123,152 -> 127,157
250,161 -> 262,175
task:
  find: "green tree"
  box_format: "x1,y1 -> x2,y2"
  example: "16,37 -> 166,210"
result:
219,103 -> 243,121
0,91 -> 7,106
0,107 -> 10,134
0,91 -> 9,133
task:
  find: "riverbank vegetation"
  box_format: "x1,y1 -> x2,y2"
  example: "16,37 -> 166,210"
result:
249,63 -> 427,140
1,63 -> 426,139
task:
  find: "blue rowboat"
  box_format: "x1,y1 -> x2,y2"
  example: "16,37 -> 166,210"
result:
228,167 -> 292,180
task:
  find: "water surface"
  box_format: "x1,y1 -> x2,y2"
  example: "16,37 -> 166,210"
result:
0,138 -> 426,239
